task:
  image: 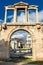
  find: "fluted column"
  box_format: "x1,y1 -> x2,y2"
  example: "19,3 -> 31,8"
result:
36,8 -> 38,23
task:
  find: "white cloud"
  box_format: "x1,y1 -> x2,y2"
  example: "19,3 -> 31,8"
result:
17,12 -> 25,23
29,10 -> 43,22
0,10 -> 43,24
17,10 -> 43,23
38,10 -> 43,22
28,12 -> 36,23
21,10 -> 43,23
6,10 -> 43,23
11,32 -> 31,39
7,15 -> 13,18
11,32 -> 27,38
11,34 -> 24,38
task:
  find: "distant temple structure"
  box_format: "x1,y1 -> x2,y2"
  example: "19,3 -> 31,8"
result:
0,1 -> 43,60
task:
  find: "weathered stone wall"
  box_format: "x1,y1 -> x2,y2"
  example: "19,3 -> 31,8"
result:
0,39 -> 9,59
0,24 -> 43,60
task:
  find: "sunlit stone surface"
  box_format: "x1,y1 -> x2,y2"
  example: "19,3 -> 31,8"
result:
0,2 -> 43,60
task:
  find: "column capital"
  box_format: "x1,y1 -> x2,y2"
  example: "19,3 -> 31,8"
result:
5,6 -> 8,10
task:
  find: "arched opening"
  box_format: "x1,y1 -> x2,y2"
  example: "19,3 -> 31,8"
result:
9,29 -> 32,58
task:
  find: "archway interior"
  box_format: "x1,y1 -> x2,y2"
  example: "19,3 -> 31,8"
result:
10,30 -> 32,57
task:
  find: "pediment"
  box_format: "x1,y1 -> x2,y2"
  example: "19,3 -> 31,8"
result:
14,1 -> 28,6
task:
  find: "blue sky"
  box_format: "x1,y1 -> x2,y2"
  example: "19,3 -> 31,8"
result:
0,0 -> 43,23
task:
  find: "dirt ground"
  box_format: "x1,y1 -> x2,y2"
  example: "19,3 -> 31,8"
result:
0,62 -> 42,65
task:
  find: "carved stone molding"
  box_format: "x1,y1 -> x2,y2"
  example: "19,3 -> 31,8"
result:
2,24 -> 7,30
37,25 -> 41,29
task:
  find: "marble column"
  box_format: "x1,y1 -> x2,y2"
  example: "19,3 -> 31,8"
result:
36,8 -> 38,23
28,9 -> 29,23
14,8 -> 17,23
25,8 -> 28,23
4,7 -> 7,24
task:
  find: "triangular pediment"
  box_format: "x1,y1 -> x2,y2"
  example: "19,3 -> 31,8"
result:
14,1 -> 28,6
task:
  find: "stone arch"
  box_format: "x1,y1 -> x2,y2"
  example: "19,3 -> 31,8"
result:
7,27 -> 36,59
7,28 -> 35,42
